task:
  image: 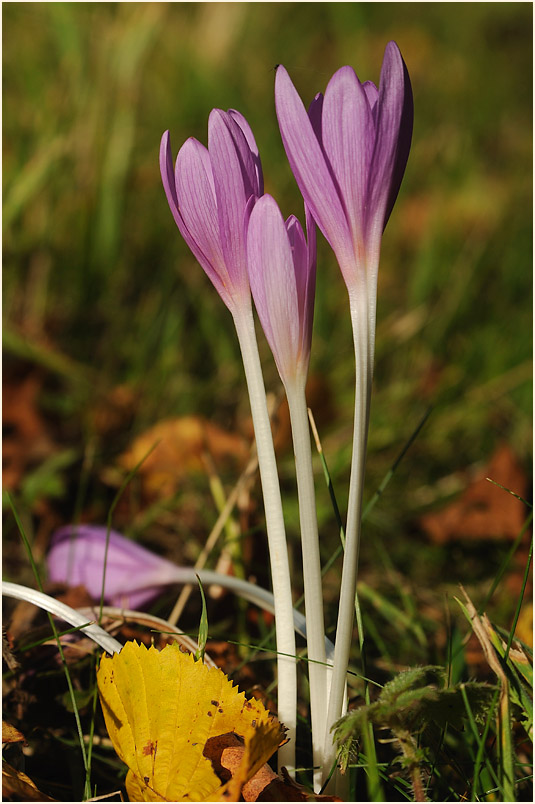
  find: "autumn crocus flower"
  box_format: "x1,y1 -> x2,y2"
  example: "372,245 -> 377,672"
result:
47,525 -> 336,658
247,195 -> 326,784
47,525 -> 181,609
160,109 -> 262,315
276,41 -> 413,780
275,41 -> 413,301
160,113 -> 297,772
247,194 -> 316,386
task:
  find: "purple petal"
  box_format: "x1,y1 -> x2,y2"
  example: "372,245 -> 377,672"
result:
174,137 -> 233,308
47,526 -> 180,609
275,65 -> 355,274
303,204 -> 317,359
367,41 -> 413,240
287,211 -> 315,370
208,110 -> 253,300
307,93 -> 324,148
322,66 -> 375,261
247,194 -> 301,381
362,81 -> 379,120
159,131 -> 179,221
228,108 -> 264,196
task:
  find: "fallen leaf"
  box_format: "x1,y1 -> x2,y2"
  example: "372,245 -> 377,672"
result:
2,761 -> 56,801
97,641 -> 284,802
90,384 -> 139,437
420,444 -> 528,544
118,417 -> 248,500
2,721 -> 25,745
204,733 -> 342,801
2,370 -> 55,492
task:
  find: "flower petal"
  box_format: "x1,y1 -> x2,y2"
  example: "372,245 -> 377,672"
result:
275,65 -> 355,274
362,81 -> 379,119
47,526 -> 180,609
307,93 -> 324,147
286,211 -> 315,372
367,41 -> 413,241
159,131 -> 179,221
247,194 -> 300,381
208,109 -> 253,301
228,109 -> 264,196
303,205 -> 317,363
174,137 -> 233,308
322,66 -> 375,262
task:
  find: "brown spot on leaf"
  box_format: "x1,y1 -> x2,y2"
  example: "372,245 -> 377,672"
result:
142,740 -> 156,756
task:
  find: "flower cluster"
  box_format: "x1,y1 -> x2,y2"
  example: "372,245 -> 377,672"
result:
49,41 -> 413,789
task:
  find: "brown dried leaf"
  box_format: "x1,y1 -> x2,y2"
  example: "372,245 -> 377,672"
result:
118,416 -> 248,499
420,444 -> 528,544
203,734 -> 342,802
2,722 -> 25,745
2,371 -> 55,492
2,761 -> 56,801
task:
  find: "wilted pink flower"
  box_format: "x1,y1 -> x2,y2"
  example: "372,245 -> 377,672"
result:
246,194 -> 316,387
160,109 -> 263,314
47,525 -> 180,609
275,41 -> 413,290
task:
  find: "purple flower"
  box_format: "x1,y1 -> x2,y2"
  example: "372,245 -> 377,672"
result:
160,109 -> 263,314
275,41 -> 413,290
47,526 -> 180,609
247,194 -> 316,387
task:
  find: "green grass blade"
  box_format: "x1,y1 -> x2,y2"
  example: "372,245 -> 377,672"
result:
482,511 -> 533,612
195,574 -> 209,662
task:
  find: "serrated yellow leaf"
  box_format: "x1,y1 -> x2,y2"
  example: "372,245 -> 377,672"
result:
97,641 -> 283,802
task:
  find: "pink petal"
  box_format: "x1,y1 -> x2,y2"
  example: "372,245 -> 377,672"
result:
275,65 -> 355,274
208,110 -> 252,299
174,137 -> 233,307
367,41 -> 413,241
159,131 -> 180,227
287,212 -> 315,370
228,109 -> 264,196
47,526 -> 179,609
247,194 -> 301,381
322,66 -> 375,262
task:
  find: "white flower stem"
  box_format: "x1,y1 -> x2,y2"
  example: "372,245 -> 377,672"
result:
322,284 -> 374,783
285,379 -> 327,791
2,581 -> 123,655
232,303 -> 297,775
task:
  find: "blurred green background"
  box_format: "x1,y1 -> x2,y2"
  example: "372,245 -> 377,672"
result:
3,3 -> 532,631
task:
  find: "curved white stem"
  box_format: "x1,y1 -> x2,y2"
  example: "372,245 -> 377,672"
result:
4,572 -> 336,660
2,581 -> 122,655
232,303 -> 297,775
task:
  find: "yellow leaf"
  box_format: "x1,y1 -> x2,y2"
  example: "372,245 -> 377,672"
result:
97,641 -> 283,802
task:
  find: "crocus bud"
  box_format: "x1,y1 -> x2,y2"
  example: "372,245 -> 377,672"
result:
246,194 -> 316,389
160,109 -> 263,315
47,525 -> 180,609
275,41 -> 413,289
